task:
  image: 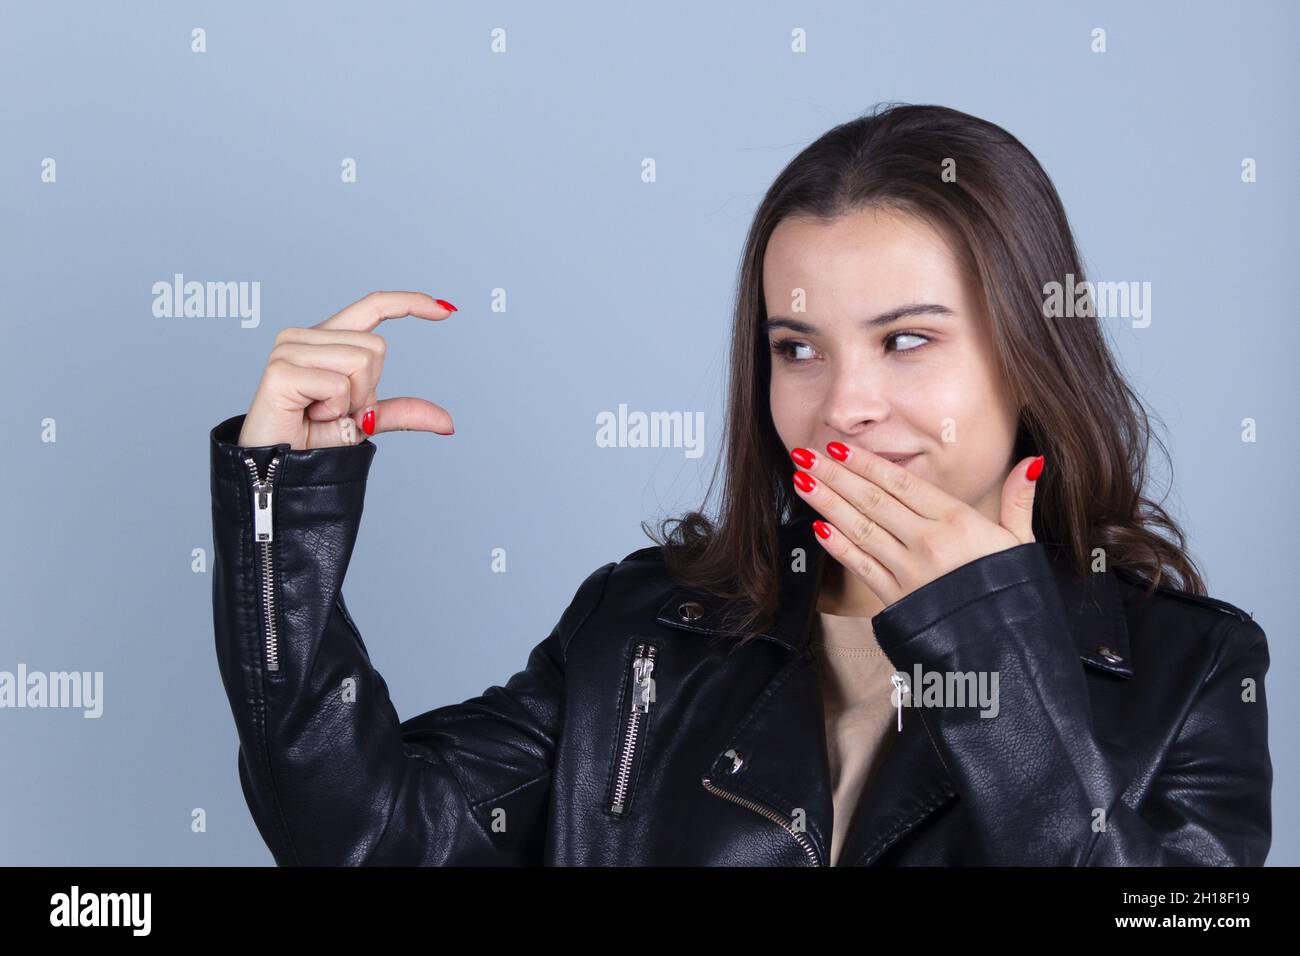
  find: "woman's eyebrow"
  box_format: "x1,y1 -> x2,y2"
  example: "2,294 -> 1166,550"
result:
762,303 -> 955,335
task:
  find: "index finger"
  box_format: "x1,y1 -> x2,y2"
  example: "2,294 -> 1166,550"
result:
316,290 -> 456,332
826,440 -> 959,521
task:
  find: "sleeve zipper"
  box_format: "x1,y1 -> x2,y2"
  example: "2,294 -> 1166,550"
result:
242,452 -> 283,674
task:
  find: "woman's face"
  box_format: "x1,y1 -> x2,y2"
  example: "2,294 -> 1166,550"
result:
764,205 -> 1021,525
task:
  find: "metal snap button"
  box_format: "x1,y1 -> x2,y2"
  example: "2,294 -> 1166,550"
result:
678,601 -> 705,622
1097,645 -> 1124,663
723,748 -> 745,773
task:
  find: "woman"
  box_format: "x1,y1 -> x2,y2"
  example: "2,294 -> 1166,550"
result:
210,103 -> 1271,866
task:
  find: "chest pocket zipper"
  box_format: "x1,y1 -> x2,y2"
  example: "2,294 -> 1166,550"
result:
608,642 -> 658,816
242,452 -> 283,675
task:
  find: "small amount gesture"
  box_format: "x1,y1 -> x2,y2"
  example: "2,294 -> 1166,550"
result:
237,291 -> 458,450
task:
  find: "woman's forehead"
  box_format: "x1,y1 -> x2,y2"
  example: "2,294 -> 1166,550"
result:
763,212 -> 977,326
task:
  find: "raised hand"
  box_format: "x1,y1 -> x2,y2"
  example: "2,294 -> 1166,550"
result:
790,440 -> 1045,606
237,290 -> 458,450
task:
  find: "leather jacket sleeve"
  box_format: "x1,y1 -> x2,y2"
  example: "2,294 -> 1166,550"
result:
209,413 -> 614,865
870,542 -> 1272,866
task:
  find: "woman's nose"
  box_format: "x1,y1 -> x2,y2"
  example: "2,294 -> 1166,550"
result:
821,367 -> 891,433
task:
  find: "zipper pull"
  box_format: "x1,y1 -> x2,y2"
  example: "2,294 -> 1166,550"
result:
631,653 -> 656,714
890,672 -> 909,731
243,454 -> 277,543
252,479 -> 274,542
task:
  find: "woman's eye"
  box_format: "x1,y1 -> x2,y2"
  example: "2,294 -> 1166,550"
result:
887,331 -> 931,353
771,339 -> 815,363
771,332 -> 930,363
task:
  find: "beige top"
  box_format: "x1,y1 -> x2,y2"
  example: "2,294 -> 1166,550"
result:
810,610 -> 900,866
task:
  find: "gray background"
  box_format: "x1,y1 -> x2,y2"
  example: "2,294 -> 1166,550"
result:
1,0 -> 1295,865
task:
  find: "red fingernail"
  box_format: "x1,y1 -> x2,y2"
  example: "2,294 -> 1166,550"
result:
435,299 -> 458,312
1026,455 -> 1044,481
793,471 -> 816,493
790,447 -> 816,469
362,409 -> 375,435
826,441 -> 850,462
812,520 -> 832,540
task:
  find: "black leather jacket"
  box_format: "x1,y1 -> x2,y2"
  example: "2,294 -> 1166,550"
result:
210,413 -> 1273,866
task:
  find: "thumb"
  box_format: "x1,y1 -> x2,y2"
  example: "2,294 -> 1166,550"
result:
1000,454 -> 1044,544
353,396 -> 456,437
356,386 -> 380,437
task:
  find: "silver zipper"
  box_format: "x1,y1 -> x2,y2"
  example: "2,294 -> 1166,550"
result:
609,643 -> 657,815
242,453 -> 283,673
701,773 -> 822,866
890,672 -> 909,731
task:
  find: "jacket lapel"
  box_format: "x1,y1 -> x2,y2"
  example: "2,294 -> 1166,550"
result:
654,513 -> 1133,865
656,513 -> 837,864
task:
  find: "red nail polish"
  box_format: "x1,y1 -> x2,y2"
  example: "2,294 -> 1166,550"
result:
790,447 -> 816,469
435,299 -> 457,312
826,441 -> 849,462
1026,455 -> 1044,481
812,520 -> 832,540
793,471 -> 816,493
362,409 -> 375,435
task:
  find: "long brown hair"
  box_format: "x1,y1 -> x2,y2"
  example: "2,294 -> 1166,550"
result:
641,102 -> 1205,643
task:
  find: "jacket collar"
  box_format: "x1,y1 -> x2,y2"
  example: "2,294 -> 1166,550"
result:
657,513 -> 1133,865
